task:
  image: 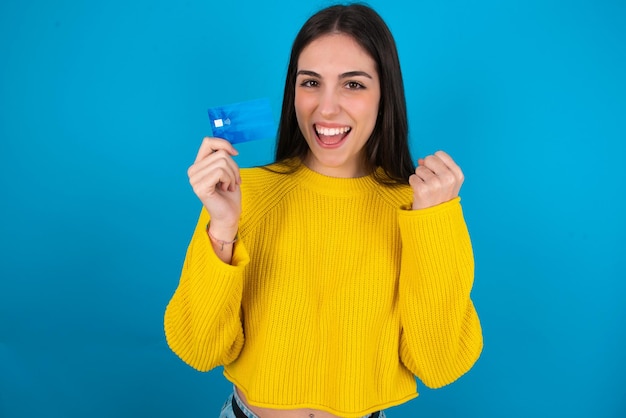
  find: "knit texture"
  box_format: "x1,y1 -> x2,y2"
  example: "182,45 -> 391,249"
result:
164,162 -> 482,417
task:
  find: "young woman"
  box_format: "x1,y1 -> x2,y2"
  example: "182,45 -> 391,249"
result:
165,4 -> 483,418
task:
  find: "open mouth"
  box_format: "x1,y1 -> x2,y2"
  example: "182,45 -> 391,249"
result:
314,124 -> 352,146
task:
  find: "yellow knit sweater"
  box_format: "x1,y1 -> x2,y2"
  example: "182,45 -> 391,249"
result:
164,162 -> 482,417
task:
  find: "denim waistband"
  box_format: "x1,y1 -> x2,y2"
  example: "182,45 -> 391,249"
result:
231,388 -> 259,418
230,387 -> 381,418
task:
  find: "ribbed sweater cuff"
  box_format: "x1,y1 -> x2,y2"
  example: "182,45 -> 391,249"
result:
396,196 -> 472,289
199,232 -> 250,271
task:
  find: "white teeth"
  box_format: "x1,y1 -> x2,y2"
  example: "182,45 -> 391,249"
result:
315,125 -> 350,136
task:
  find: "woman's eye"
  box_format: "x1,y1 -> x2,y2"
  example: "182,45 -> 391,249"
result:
300,80 -> 319,88
346,81 -> 364,89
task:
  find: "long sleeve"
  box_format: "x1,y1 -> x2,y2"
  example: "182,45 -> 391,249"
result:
164,208 -> 250,372
398,197 -> 483,388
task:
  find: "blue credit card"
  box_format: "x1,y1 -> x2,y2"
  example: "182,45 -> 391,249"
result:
208,98 -> 276,144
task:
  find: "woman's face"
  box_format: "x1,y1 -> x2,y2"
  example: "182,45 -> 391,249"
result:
295,33 -> 380,178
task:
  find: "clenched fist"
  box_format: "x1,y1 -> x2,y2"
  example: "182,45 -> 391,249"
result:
409,151 -> 464,210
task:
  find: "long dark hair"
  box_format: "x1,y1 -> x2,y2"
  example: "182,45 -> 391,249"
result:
274,3 -> 415,185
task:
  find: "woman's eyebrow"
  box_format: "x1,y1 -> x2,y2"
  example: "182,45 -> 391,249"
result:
296,70 -> 373,79
339,71 -> 373,80
296,70 -> 321,78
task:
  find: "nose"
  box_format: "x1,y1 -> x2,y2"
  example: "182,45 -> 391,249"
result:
318,87 -> 340,118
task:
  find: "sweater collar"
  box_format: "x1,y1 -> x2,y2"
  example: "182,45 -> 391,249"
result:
291,161 -> 379,197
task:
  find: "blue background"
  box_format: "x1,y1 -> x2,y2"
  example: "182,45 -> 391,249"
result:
1,0 -> 625,417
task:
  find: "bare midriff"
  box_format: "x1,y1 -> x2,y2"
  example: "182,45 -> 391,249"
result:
236,387 -> 343,418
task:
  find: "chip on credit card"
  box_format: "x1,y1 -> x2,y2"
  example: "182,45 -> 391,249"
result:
208,98 -> 276,144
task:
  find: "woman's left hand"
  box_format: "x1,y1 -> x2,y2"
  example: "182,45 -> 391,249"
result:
409,150 -> 464,210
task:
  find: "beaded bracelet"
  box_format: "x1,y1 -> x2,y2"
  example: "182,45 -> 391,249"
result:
206,223 -> 238,251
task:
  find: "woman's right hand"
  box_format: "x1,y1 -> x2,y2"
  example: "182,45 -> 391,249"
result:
187,137 -> 242,238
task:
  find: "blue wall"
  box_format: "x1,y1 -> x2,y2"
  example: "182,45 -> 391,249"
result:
1,0 -> 624,417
